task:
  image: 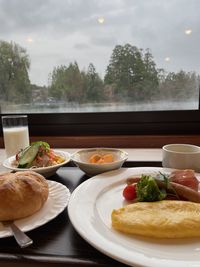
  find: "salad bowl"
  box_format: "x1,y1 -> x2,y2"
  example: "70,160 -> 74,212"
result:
3,150 -> 71,178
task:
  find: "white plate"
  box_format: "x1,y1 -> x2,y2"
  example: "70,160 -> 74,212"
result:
3,150 -> 71,177
0,180 -> 71,238
68,167 -> 200,267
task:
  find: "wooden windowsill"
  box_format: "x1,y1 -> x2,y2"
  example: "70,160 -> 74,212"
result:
1,135 -> 200,149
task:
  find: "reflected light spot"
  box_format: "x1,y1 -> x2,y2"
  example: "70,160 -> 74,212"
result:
165,57 -> 171,62
185,29 -> 192,35
26,37 -> 34,43
98,17 -> 105,24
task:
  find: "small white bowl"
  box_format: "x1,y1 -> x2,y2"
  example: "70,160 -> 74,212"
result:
3,150 -> 71,178
71,148 -> 128,176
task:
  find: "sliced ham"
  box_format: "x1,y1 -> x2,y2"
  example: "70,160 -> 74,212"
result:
169,169 -> 199,191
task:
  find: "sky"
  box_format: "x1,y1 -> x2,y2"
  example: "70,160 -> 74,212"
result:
0,0 -> 200,86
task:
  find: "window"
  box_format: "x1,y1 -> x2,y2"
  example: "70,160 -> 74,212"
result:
0,0 -> 200,138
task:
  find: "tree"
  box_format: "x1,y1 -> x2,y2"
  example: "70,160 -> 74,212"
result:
0,40 -> 31,103
49,62 -> 105,103
49,62 -> 85,102
104,44 -> 159,101
159,70 -> 199,101
84,63 -> 104,102
49,65 -> 68,100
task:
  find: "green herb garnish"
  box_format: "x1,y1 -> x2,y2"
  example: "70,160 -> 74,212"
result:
136,174 -> 166,202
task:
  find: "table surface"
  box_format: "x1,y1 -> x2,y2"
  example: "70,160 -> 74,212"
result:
0,149 -> 162,267
0,148 -> 162,163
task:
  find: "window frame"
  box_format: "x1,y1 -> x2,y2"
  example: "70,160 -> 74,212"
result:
1,110 -> 200,136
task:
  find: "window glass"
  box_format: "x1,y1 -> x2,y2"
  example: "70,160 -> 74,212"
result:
0,0 -> 199,113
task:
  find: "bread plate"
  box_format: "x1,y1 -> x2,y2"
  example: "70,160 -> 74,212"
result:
0,180 -> 70,238
3,150 -> 71,177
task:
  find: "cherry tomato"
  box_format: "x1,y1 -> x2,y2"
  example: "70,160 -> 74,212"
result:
123,184 -> 137,201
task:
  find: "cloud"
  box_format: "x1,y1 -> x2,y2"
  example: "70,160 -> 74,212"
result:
90,35 -> 117,47
0,0 -> 200,85
74,43 -> 90,50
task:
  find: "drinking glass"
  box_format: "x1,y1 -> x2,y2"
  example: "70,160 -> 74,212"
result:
2,115 -> 30,157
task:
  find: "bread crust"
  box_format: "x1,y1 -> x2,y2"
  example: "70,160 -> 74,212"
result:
0,171 -> 49,221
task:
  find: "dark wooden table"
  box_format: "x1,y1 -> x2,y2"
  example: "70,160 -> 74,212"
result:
0,162 -> 161,267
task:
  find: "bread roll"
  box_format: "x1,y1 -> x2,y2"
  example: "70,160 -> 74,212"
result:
0,171 -> 49,221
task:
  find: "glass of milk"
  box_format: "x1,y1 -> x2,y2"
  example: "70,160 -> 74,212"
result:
2,115 -> 30,157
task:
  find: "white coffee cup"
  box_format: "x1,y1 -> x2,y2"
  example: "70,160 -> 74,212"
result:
162,144 -> 200,172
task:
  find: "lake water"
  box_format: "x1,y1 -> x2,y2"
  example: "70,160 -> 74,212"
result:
0,99 -> 198,113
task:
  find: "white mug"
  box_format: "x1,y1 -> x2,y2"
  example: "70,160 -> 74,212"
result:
162,144 -> 200,172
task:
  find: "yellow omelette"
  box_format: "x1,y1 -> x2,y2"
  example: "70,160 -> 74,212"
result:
111,200 -> 200,238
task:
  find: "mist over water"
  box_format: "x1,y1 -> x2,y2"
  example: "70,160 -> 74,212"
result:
1,99 -> 198,114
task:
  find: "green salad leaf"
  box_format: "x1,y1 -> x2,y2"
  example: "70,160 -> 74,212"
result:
136,174 -> 166,202
31,141 -> 50,149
